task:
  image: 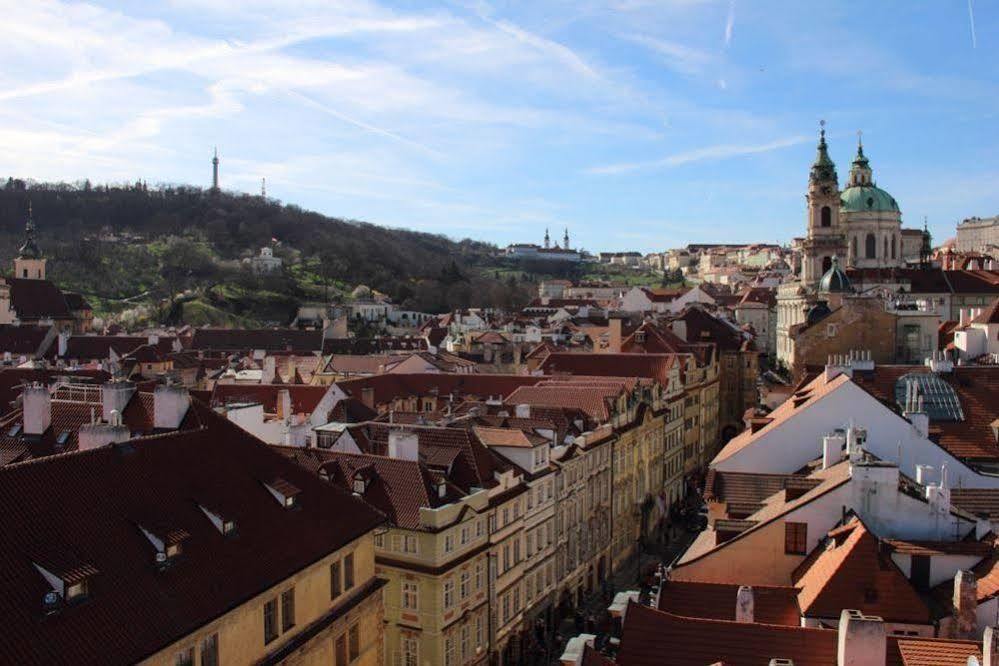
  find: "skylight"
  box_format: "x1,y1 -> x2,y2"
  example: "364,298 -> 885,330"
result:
894,373 -> 964,422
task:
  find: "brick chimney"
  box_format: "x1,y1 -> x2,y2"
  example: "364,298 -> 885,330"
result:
360,386 -> 375,410
22,383 -> 51,436
952,569 -> 978,639
837,610 -> 885,666
153,383 -> 190,430
735,585 -> 754,623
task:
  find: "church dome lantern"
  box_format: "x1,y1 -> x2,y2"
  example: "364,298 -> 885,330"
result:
818,256 -> 852,294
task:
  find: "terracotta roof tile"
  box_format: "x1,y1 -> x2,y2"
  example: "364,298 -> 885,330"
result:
656,580 -> 800,625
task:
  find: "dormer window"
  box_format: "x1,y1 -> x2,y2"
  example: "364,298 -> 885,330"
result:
66,579 -> 89,601
199,504 -> 237,537
32,558 -> 98,611
262,478 -> 300,509
353,476 -> 367,494
138,523 -> 190,567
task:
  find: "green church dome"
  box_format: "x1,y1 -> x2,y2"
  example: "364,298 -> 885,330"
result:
840,185 -> 899,213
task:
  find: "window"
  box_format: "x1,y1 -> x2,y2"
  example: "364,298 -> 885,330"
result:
66,579 -> 89,601
200,634 -> 219,666
461,625 -> 470,661
460,526 -> 469,545
865,233 -> 876,259
475,560 -> 484,590
331,561 -> 342,599
335,633 -> 347,665
784,522 -> 807,555
349,624 -> 360,661
402,581 -> 419,610
444,534 -> 454,552
444,636 -> 455,666
374,533 -> 384,548
264,598 -> 279,644
402,637 -> 419,666
175,647 -> 194,666
476,615 -> 484,647
281,588 -> 296,631
460,570 -> 470,599
476,520 -> 484,538
344,553 -> 355,590
820,205 -> 831,227
404,535 -> 417,554
444,580 -> 455,608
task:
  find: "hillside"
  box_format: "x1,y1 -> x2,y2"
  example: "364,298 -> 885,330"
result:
0,178 -> 550,326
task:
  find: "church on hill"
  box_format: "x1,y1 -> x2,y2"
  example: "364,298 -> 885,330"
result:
0,203 -> 93,333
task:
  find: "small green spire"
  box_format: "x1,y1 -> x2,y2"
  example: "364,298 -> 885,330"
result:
810,120 -> 838,184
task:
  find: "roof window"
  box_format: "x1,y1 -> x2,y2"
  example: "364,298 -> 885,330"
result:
263,478 -> 300,509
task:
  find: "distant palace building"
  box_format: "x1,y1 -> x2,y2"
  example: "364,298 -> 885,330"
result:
504,228 -> 582,262
956,215 -> 999,254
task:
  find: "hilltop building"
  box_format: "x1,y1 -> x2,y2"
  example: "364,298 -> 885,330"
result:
0,204 -> 93,333
505,228 -> 581,262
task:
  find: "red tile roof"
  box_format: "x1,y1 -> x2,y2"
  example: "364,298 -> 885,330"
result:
278,448 -> 461,529
190,328 -> 324,353
793,519 -> 931,624
336,373 -> 541,410
851,365 -> 999,461
211,384 -> 330,416
971,297 -> 999,324
538,352 -> 679,388
888,636 -> 982,666
656,579 -> 801,625
0,324 -> 54,357
0,402 -> 384,665
7,278 -> 73,320
615,602 -> 837,666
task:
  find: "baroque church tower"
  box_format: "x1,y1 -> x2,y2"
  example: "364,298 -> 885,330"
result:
801,122 -> 846,286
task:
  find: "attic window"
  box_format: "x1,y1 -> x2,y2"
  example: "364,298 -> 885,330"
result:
33,559 -> 98,611
8,423 -> 21,437
263,478 -> 301,509
198,504 -> 237,537
55,431 -> 70,447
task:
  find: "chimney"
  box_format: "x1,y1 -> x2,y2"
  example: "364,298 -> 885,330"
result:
147,333 -> 159,346
837,610 -> 886,666
915,464 -> 934,486
387,429 -> 419,461
22,383 -> 51,436
823,432 -> 846,469
275,388 -> 292,421
57,329 -> 70,357
952,570 -> 978,639
262,356 -> 276,384
735,585 -> 754,623
769,661 -> 795,666
360,386 -> 375,410
607,316 -> 623,353
78,413 -> 130,451
984,626 -> 999,666
102,380 -> 136,423
153,383 -> 190,430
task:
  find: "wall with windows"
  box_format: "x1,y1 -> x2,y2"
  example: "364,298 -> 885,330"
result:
142,533 -> 381,666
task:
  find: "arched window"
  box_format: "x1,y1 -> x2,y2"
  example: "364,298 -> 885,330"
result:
884,236 -> 889,259
865,233 -> 876,259
891,235 -> 897,260
821,256 -> 833,274
851,236 -> 858,259
820,206 -> 832,227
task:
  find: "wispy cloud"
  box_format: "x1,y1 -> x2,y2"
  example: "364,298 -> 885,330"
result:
967,0 -> 977,49
724,0 -> 736,47
586,135 -> 809,175
622,33 -> 714,76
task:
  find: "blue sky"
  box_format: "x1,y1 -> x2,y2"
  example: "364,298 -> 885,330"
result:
0,1 -> 996,253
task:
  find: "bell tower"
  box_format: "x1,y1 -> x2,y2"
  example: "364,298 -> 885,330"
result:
13,201 -> 46,281
802,121 -> 846,285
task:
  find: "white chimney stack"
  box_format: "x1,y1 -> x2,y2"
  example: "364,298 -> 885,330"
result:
837,610 -> 886,666
102,380 -> 136,423
276,388 -> 292,422
915,464 -> 933,486
262,356 -> 276,384
153,383 -> 190,430
823,432 -> 846,469
735,585 -> 754,623
22,383 -> 51,436
984,626 -> 999,666
387,429 -> 419,461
